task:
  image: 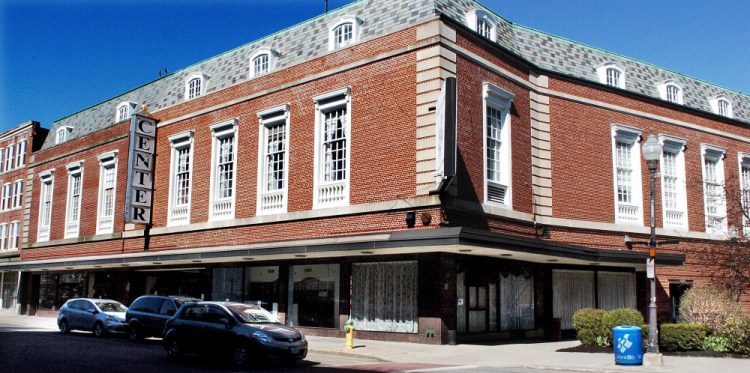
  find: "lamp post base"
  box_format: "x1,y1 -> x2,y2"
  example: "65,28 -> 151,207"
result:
643,352 -> 663,367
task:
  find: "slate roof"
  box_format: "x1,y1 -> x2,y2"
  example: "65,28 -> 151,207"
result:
42,0 -> 749,150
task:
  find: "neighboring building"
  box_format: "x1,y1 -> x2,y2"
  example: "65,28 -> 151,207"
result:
0,120 -> 45,312
2,0 -> 749,344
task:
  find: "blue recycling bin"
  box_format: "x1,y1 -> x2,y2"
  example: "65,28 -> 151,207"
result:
612,325 -> 643,365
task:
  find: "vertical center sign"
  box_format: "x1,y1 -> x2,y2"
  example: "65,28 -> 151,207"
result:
125,114 -> 157,224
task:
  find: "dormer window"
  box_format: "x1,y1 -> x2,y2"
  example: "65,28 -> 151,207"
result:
709,96 -> 733,118
596,62 -> 625,88
328,16 -> 363,51
185,73 -> 207,100
657,80 -> 684,104
466,9 -> 497,42
249,49 -> 278,78
116,101 -> 137,123
56,126 -> 73,144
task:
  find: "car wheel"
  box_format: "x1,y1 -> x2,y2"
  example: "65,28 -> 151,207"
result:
165,336 -> 183,360
59,319 -> 70,334
231,344 -> 251,367
129,326 -> 142,341
93,322 -> 105,338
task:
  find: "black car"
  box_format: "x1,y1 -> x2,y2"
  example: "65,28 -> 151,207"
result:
126,295 -> 200,340
163,301 -> 307,366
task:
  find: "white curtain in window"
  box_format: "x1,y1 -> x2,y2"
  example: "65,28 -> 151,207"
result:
500,273 -> 534,330
597,271 -> 636,310
553,270 -> 595,330
352,261 -> 418,333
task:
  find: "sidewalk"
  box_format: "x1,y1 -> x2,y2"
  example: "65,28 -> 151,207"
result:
2,311 -> 748,372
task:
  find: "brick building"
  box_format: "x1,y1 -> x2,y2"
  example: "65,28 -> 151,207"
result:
1,0 -> 748,344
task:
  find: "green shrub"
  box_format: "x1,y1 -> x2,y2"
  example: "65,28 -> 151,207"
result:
602,308 -> 644,343
679,285 -> 740,334
660,323 -> 708,352
703,336 -> 730,352
718,315 -> 750,355
573,308 -> 607,346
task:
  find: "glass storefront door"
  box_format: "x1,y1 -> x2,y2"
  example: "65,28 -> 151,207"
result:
289,264 -> 339,328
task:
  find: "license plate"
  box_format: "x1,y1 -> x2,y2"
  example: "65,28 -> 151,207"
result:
290,347 -> 299,354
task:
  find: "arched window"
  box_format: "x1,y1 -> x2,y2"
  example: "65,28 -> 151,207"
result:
466,9 -> 497,42
657,80 -> 683,104
116,101 -> 136,122
709,96 -> 733,118
185,73 -> 207,100
249,49 -> 278,78
595,62 -> 625,88
328,16 -> 363,51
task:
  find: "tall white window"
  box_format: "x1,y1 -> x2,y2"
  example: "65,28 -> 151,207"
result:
0,148 -> 4,173
327,16 -> 363,51
483,83 -> 514,207
313,88 -> 351,209
660,136 -> 688,229
257,105 -> 289,214
37,170 -> 54,242
96,152 -> 118,235
709,96 -> 733,118
5,144 -> 14,171
209,120 -> 238,221
15,140 -> 26,168
1,183 -> 10,211
0,224 -> 6,250
701,144 -> 726,234
465,9 -> 497,42
740,154 -> 750,236
65,162 -> 83,238
611,125 -> 644,225
185,74 -> 207,100
596,62 -> 625,88
8,221 -> 19,250
168,131 -> 194,226
12,179 -> 23,209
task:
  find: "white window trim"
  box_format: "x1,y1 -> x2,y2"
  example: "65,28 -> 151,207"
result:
465,8 -> 497,42
0,223 -> 6,251
739,152 -> 750,236
708,96 -> 733,118
167,131 -> 195,226
482,83 -> 514,208
327,16 -> 363,51
0,148 -> 4,174
596,62 -> 625,89
1,183 -> 10,211
313,87 -> 351,209
56,126 -> 73,144
115,101 -> 137,123
209,119 -> 238,221
611,125 -> 644,225
185,73 -> 208,100
658,135 -> 688,230
37,169 -> 55,242
249,48 -> 279,78
96,151 -> 118,235
15,139 -> 27,168
657,80 -> 684,104
7,221 -> 19,251
4,144 -> 14,171
257,104 -> 290,215
12,179 -> 23,210
64,161 -> 84,239
701,144 -> 727,234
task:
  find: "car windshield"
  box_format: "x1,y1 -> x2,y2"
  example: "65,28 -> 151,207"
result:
227,304 -> 279,324
95,301 -> 127,313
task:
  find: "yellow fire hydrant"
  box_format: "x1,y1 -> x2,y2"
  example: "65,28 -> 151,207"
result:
344,319 -> 355,349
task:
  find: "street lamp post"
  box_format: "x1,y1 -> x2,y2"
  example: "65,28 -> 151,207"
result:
641,133 -> 662,357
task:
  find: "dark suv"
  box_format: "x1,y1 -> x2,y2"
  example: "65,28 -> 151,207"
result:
126,295 -> 199,340
163,301 -> 307,366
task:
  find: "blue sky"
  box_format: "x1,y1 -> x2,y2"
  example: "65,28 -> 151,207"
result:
1,0 -> 748,134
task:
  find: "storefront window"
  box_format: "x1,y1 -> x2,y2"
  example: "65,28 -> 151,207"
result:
38,273 -> 84,311
289,264 -> 339,328
212,267 -> 243,302
1,271 -> 18,309
351,261 -> 418,333
553,270 -> 595,329
244,266 -> 279,313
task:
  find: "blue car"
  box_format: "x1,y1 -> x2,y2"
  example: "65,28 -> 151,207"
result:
57,298 -> 128,337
